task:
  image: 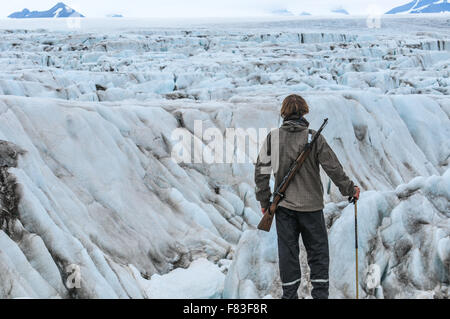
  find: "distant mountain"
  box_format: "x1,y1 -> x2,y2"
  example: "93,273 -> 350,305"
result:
386,0 -> 450,14
8,2 -> 85,18
270,9 -> 295,16
331,8 -> 350,15
299,12 -> 312,16
106,14 -> 123,18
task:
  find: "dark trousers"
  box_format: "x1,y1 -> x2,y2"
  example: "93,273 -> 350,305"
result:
275,206 -> 329,299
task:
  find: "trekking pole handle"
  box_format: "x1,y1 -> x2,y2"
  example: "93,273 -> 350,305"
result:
348,196 -> 357,204
348,186 -> 359,204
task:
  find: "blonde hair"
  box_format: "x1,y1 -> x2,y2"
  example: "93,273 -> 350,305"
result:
280,94 -> 309,119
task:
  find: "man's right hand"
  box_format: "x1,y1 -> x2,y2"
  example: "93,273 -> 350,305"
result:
353,186 -> 360,200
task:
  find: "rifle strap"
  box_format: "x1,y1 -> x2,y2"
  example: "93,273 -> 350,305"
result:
274,190 -> 285,199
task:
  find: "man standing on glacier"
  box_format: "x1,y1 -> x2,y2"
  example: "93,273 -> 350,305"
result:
254,94 -> 360,299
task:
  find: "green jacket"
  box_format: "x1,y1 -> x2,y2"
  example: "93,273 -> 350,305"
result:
255,117 -> 355,212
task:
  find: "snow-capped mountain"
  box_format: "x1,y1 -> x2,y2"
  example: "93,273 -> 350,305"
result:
331,8 -> 350,15
386,0 -> 450,14
8,2 -> 85,19
270,9 -> 295,16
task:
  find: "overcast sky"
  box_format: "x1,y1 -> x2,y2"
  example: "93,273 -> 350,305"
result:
1,1 -> 409,18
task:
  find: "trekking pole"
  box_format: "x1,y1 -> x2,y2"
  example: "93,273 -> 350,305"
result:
349,196 -> 358,299
355,200 -> 359,299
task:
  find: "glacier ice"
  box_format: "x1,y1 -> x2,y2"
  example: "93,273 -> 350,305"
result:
0,16 -> 449,298
132,258 -> 225,299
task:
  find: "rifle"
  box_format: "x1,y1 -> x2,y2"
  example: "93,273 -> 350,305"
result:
257,118 -> 329,232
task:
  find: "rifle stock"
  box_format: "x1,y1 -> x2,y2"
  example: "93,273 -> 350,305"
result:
256,118 -> 328,232
257,201 -> 278,232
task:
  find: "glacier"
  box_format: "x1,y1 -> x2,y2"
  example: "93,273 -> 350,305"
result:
0,16 -> 449,299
